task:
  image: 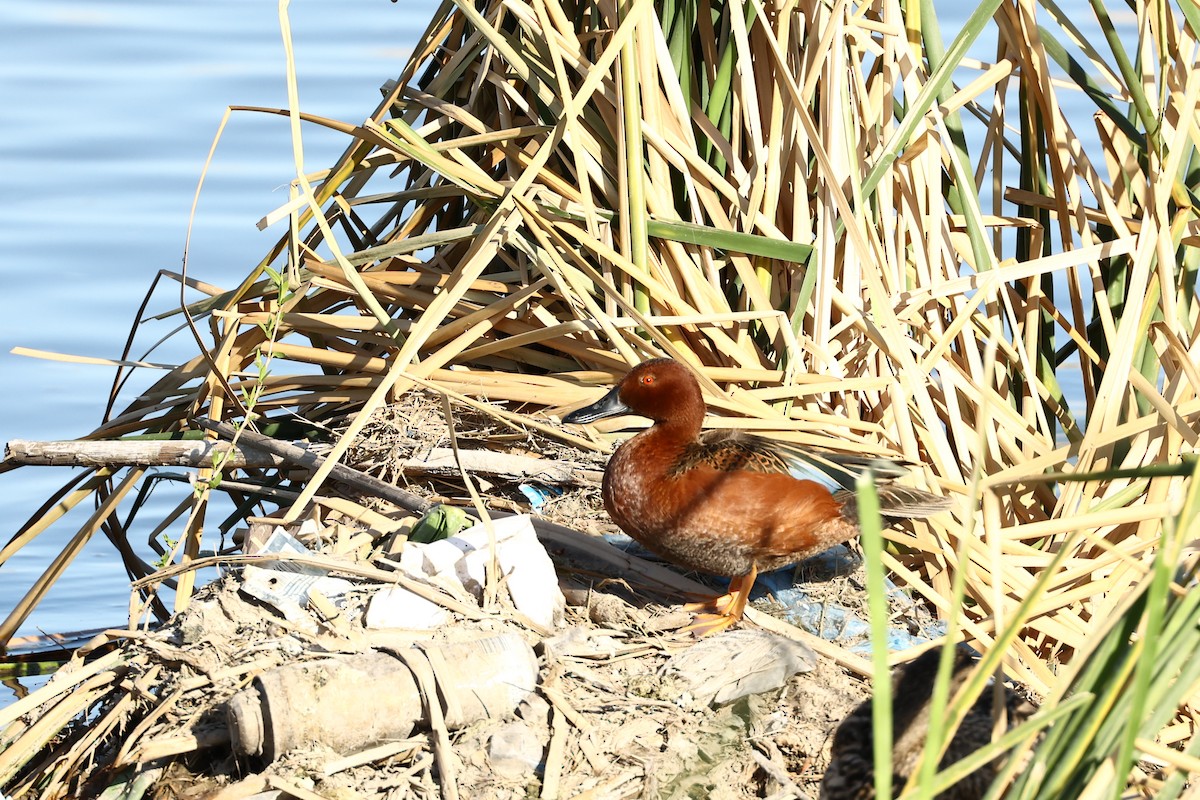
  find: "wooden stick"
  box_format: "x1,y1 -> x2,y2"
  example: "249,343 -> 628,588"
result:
194,418 -> 433,515
364,447 -> 601,485
540,705 -> 567,800
5,440 -> 601,485
5,439 -> 286,470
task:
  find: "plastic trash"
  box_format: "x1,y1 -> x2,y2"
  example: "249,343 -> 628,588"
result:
364,584 -> 451,630
487,720 -> 545,778
227,633 -> 537,763
392,514 -> 565,631
239,528 -> 354,633
517,482 -> 562,510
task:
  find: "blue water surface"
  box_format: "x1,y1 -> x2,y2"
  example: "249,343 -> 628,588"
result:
0,0 -> 434,703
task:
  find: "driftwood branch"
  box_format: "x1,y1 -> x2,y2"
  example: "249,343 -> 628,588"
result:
194,419 -> 433,515
5,440 -> 287,470
7,426 -> 600,518
385,447 -> 602,485
6,439 -> 599,486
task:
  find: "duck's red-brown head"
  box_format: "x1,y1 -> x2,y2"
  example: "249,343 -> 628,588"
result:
563,358 -> 705,431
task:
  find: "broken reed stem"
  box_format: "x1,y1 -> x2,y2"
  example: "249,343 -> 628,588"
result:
401,648 -> 461,800
438,392 -> 500,611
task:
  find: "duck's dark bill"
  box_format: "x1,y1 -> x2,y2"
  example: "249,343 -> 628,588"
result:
563,384 -> 630,424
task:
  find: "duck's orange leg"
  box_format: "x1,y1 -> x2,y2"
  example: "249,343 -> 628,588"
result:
682,564 -> 758,637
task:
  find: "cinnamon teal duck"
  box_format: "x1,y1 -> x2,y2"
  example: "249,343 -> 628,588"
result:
563,358 -> 949,635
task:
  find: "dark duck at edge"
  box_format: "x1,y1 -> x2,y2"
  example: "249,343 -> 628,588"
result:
563,358 -> 950,635
821,647 -> 1035,799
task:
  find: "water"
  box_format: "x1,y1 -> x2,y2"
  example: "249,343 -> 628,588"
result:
0,1 -> 435,701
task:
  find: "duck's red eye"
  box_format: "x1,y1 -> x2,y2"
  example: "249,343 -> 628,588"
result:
641,374 -> 655,386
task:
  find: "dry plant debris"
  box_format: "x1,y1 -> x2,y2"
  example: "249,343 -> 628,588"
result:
0,500 -> 903,800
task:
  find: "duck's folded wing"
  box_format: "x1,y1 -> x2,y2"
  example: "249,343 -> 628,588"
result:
684,429 -> 914,490
833,486 -> 952,519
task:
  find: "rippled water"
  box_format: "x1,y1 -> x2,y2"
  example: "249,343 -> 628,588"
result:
0,1 -> 434,701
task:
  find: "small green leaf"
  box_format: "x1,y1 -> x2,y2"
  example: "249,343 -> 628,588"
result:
645,218 -> 813,263
409,504 -> 474,543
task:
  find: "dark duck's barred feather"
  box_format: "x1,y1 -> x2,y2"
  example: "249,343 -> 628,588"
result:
821,648 -> 1035,799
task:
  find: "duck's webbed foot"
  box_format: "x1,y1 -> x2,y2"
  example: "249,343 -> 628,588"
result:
680,566 -> 757,638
